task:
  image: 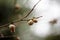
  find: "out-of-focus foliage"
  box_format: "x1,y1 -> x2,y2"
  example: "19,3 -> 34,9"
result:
46,35 -> 60,40
0,0 -> 14,25
0,0 -> 30,25
0,0 -> 30,40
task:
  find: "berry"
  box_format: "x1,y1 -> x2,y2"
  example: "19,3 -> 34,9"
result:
28,20 -> 34,25
15,4 -> 20,9
9,24 -> 16,32
33,19 -> 37,23
16,36 -> 20,40
49,19 -> 57,24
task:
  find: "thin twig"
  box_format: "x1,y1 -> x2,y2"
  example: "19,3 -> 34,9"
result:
0,35 -> 17,38
22,0 -> 41,18
13,0 -> 41,23
20,16 -> 43,21
14,0 -> 17,5
0,0 -> 41,28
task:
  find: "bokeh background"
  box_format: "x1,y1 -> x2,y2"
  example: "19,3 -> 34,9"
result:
0,0 -> 60,40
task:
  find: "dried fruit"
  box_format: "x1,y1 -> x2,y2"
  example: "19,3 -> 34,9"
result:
15,4 -> 20,9
49,19 -> 57,24
9,23 -> 16,32
32,18 -> 37,23
16,36 -> 20,40
28,20 -> 34,25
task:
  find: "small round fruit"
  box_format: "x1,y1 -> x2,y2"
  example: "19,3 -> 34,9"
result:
9,24 -> 16,32
15,4 -> 20,9
10,26 -> 15,32
28,20 -> 34,25
49,19 -> 57,24
33,19 -> 37,23
16,36 -> 20,40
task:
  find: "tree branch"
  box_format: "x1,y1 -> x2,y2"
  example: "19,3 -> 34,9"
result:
13,0 -> 41,23
22,0 -> 41,18
0,0 -> 41,28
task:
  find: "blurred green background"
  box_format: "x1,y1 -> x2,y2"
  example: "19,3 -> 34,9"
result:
0,0 -> 60,40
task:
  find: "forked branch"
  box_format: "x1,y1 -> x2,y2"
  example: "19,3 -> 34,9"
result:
0,0 -> 41,28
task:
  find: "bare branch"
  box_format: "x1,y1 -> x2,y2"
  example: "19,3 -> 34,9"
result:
23,0 -> 41,18
0,0 -> 41,28
20,16 -> 42,21
0,35 -> 17,38
13,0 -> 41,22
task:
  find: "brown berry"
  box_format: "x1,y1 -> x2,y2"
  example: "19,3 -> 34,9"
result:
49,19 -> 57,24
28,20 -> 34,25
9,24 -> 16,32
33,19 -> 37,23
16,36 -> 20,40
15,4 -> 20,9
10,27 -> 15,32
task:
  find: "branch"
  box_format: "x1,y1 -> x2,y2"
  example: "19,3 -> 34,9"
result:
0,35 -> 17,38
13,0 -> 41,22
14,0 -> 17,5
0,0 -> 41,28
20,16 -> 43,21
23,0 -> 41,18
